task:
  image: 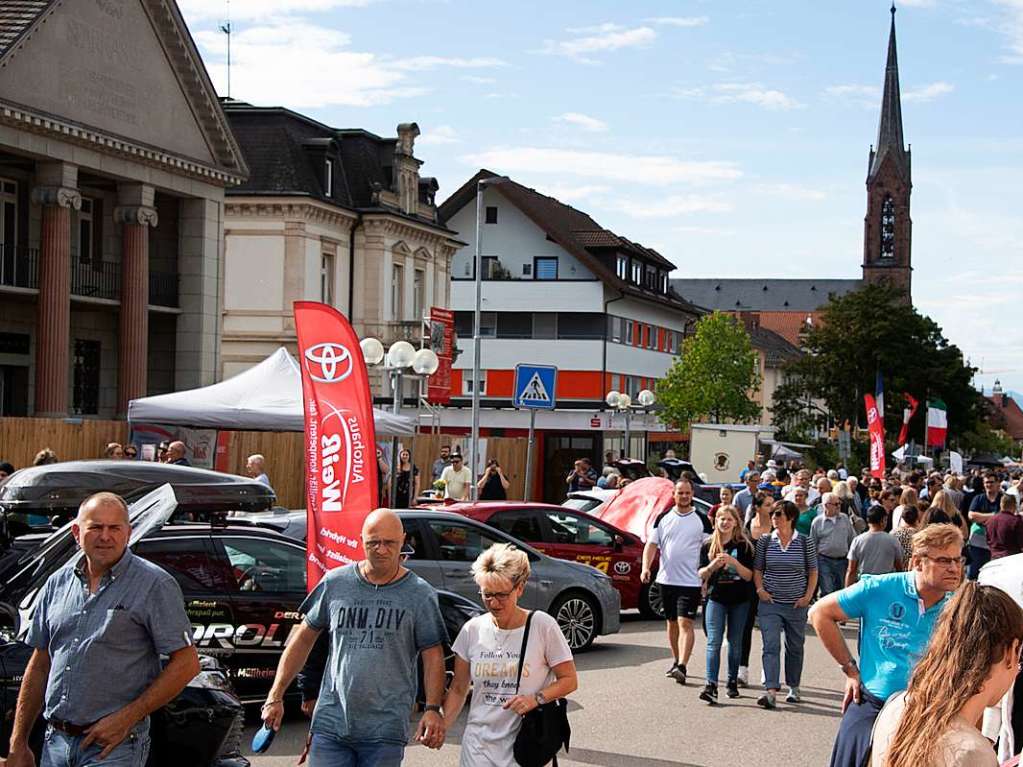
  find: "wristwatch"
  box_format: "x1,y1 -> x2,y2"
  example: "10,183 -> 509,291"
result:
535,691 -> 547,706
840,658 -> 858,674
424,704 -> 442,713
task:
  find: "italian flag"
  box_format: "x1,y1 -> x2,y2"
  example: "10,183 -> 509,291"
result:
926,400 -> 948,447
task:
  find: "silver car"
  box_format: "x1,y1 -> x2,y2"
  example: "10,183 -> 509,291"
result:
241,508 -> 621,651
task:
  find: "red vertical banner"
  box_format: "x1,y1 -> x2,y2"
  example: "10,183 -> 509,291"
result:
294,301 -> 379,589
428,307 -> 454,404
864,393 -> 886,479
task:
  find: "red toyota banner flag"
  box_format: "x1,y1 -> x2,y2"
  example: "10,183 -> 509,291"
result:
897,393 -> 920,446
294,301 -> 378,589
864,393 -> 886,479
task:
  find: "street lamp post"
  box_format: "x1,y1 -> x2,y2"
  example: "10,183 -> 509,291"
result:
605,388 -> 656,459
360,338 -> 439,507
469,175 -> 510,501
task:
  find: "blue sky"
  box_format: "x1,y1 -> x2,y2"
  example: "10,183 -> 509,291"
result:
179,0 -> 1023,396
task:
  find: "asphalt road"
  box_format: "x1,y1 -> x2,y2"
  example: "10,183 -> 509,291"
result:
244,613 -> 851,766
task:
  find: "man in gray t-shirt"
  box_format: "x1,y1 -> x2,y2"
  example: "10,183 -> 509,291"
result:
846,506 -> 904,587
261,510 -> 447,766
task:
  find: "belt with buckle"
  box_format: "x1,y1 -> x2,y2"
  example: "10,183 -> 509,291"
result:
49,718 -> 95,737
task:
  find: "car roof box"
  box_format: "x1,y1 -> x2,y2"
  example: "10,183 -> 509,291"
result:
0,460 -> 276,517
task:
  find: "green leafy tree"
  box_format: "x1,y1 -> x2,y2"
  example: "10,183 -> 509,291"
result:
657,312 -> 762,430
770,283 -> 984,448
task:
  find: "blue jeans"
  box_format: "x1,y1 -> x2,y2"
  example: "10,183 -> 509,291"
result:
309,733 -> 405,767
704,599 -> 750,685
758,601 -> 808,690
817,555 -> 848,598
41,721 -> 150,767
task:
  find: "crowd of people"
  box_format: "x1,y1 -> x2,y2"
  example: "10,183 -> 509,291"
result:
640,458 -> 1023,767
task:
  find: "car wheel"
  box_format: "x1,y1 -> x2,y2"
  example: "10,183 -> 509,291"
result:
639,583 -> 665,620
551,592 -> 599,651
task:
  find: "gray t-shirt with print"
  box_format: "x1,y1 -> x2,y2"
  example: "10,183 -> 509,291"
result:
301,564 -> 446,745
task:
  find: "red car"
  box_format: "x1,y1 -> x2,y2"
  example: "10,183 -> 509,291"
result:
440,501 -> 661,618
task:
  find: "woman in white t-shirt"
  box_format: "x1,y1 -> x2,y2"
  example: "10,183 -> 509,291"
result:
442,543 -> 578,767
871,581 -> 1023,767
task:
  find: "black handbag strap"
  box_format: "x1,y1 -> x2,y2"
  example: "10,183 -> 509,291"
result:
514,611 -> 535,694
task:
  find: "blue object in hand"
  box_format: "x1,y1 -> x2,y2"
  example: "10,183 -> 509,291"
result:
252,724 -> 276,753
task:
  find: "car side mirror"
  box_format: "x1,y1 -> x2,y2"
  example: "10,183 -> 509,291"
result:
613,534 -> 624,552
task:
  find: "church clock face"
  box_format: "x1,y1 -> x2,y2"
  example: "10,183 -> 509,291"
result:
880,195 -> 896,259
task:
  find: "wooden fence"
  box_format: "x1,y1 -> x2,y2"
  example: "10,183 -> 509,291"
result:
0,418 -> 530,510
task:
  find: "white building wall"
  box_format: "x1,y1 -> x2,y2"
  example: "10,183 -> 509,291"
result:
604,343 -> 675,379
446,187 -> 595,282
456,339 -> 602,371
450,280 -> 605,313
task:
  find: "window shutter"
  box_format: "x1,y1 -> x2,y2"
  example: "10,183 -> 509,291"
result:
92,198 -> 103,272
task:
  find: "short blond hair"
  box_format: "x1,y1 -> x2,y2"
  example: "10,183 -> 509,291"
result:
911,524 -> 964,559
471,542 -> 530,588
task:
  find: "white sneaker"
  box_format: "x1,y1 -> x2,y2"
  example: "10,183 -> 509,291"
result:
736,666 -> 749,687
785,687 -> 801,703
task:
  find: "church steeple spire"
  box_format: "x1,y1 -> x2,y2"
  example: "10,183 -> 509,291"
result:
869,3 -> 910,182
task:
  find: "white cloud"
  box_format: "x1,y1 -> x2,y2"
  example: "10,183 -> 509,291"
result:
418,125 -> 460,145
675,225 -> 736,236
541,24 -> 656,62
898,0 -> 936,6
675,83 -> 803,110
461,147 -> 741,186
645,16 -> 709,28
619,194 -> 733,218
178,0 -> 375,22
461,75 -> 497,85
993,0 -> 1023,59
532,183 -> 611,203
755,183 -> 827,201
192,22 -> 503,108
903,81 -> 955,102
553,112 -> 609,132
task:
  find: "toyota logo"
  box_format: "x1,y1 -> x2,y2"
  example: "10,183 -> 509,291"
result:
304,343 -> 354,383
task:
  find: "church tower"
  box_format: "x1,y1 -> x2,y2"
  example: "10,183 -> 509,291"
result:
863,4 -> 912,297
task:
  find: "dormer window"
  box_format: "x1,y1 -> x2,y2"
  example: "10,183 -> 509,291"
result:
616,255 -> 628,280
324,159 -> 334,197
631,260 -> 641,284
660,271 -> 668,293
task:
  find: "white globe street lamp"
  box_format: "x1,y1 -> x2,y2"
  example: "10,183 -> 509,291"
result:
605,388 -> 657,460
412,348 -> 440,376
360,337 -> 385,366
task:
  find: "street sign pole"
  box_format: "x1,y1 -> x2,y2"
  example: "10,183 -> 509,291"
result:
524,408 -> 537,501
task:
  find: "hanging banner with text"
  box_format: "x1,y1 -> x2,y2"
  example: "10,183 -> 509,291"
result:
294,301 -> 379,589
428,307 -> 454,404
864,393 -> 886,478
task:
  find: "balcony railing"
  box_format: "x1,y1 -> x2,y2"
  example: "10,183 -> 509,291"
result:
360,319 -> 426,346
0,244 -> 39,289
149,271 -> 179,307
71,261 -> 120,301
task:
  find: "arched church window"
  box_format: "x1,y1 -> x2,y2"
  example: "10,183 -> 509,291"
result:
880,195 -> 896,259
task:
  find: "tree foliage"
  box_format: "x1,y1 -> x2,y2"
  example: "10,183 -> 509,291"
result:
657,312 -> 762,430
771,283 -> 985,449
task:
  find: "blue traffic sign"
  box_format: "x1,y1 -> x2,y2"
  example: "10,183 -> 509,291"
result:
513,364 -> 557,410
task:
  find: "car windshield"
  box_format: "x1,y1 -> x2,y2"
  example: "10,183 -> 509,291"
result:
562,498 -> 601,512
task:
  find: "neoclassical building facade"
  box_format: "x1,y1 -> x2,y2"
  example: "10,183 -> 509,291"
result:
0,0 -> 246,418
221,104 -> 461,393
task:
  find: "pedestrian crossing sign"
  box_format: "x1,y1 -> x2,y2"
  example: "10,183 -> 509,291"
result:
513,364 -> 557,410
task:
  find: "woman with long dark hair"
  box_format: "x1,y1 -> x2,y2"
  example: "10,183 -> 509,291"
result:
394,448 -> 420,508
871,582 -> 1023,767
738,491 -> 774,687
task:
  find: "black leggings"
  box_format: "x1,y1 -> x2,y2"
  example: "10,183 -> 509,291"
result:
740,594 -> 759,667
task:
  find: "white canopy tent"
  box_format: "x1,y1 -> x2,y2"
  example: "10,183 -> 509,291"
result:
128,347 -> 414,436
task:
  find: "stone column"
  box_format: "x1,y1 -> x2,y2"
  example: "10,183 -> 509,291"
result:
31,163 -> 81,417
115,184 -> 158,415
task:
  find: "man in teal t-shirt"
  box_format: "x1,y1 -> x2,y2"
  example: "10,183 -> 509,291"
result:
809,525 -> 964,767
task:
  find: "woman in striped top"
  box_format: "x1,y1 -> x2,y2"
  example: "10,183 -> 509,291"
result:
754,499 -> 818,710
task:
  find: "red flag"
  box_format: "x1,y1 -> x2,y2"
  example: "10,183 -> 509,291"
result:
294,301 -> 379,589
864,393 -> 886,479
897,393 -> 919,446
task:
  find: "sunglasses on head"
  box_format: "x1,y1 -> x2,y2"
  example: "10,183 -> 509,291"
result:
769,511 -> 786,518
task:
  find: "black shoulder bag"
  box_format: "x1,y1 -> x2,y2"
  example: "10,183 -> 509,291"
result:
513,611 -> 571,767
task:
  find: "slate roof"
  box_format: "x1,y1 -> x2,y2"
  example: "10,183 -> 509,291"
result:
670,278 -> 861,313
749,325 -> 801,368
222,102 -> 449,230
0,0 -> 52,57
439,170 -> 700,314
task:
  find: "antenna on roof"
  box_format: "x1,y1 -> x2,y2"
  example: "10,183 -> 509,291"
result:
219,0 -> 232,99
